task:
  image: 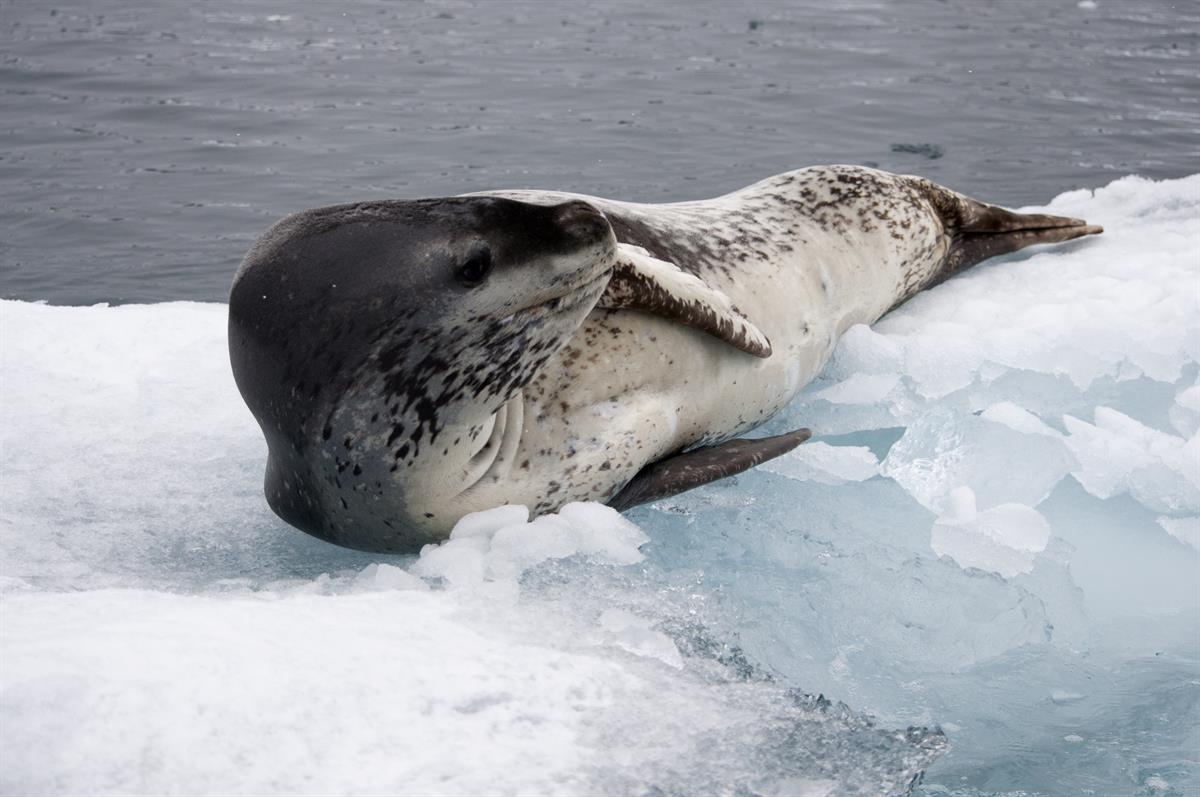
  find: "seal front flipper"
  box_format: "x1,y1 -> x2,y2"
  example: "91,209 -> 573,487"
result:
597,242 -> 774,358
607,428 -> 811,511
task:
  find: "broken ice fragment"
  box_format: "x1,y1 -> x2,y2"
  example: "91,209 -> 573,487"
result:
931,487 -> 1051,577
760,442 -> 879,485
1156,516 -> 1200,552
1063,407 -> 1200,514
598,608 -> 684,669
882,405 -> 1074,514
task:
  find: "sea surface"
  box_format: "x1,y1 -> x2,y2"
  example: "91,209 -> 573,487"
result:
1,0 -> 1197,304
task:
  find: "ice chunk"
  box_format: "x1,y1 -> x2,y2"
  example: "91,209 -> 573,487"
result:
559,501 -> 652,562
1157,516 -> 1200,552
1061,414 -> 1144,499
598,608 -> 684,668
809,373 -> 901,405
981,401 -> 1063,438
410,534 -> 490,586
881,405 -> 1075,514
823,323 -> 904,378
898,322 -> 985,398
352,563 -> 428,592
759,442 -> 879,485
773,388 -> 917,437
412,502 -> 648,586
1063,407 -> 1200,514
449,504 -> 530,540
487,502 -> 648,580
1169,384 -> 1200,438
930,487 -> 1051,577
771,324 -> 914,436
1041,478 -> 1200,622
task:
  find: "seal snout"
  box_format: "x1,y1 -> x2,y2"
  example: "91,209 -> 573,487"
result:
554,198 -> 605,224
550,199 -> 613,247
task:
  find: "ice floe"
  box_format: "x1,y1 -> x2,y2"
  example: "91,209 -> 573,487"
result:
2,174 -> 1198,795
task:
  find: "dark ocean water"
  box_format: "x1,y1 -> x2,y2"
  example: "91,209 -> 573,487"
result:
1,0 -> 1197,305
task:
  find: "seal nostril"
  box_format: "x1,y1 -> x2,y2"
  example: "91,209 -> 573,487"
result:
554,200 -> 610,245
555,200 -> 603,223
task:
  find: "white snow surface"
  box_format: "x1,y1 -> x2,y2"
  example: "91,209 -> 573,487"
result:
3,174 -> 1200,796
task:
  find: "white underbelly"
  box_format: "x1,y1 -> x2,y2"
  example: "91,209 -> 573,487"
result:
526,303 -> 828,459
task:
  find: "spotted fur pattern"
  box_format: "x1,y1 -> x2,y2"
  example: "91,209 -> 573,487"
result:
234,165 -> 1095,551
462,166 -> 956,521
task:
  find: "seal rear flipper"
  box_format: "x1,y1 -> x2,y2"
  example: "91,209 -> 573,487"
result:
911,177 -> 1104,281
597,242 -> 774,358
945,204 -> 1103,276
607,428 -> 812,511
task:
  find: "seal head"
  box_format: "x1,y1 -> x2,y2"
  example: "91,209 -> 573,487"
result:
229,196 -> 616,551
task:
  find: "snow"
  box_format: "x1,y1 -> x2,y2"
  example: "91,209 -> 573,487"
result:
3,174 -> 1200,795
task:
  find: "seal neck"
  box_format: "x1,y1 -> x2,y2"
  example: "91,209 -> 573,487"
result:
460,391 -> 525,494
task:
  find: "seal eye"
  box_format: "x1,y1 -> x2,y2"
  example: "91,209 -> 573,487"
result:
457,248 -> 493,288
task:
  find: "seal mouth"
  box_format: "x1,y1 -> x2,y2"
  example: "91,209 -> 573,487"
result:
552,267 -> 614,308
501,263 -> 614,324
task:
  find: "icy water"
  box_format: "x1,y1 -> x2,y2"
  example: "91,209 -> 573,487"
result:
1,0 -> 1198,304
2,2 -> 1199,796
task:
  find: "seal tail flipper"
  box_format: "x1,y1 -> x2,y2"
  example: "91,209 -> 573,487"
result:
607,428 -> 811,511
911,177 -> 1103,284
945,204 -> 1104,276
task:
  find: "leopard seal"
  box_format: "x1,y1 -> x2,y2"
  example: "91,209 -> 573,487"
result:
228,165 -> 1100,552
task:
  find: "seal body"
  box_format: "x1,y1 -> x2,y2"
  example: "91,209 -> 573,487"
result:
229,166 -> 1100,551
